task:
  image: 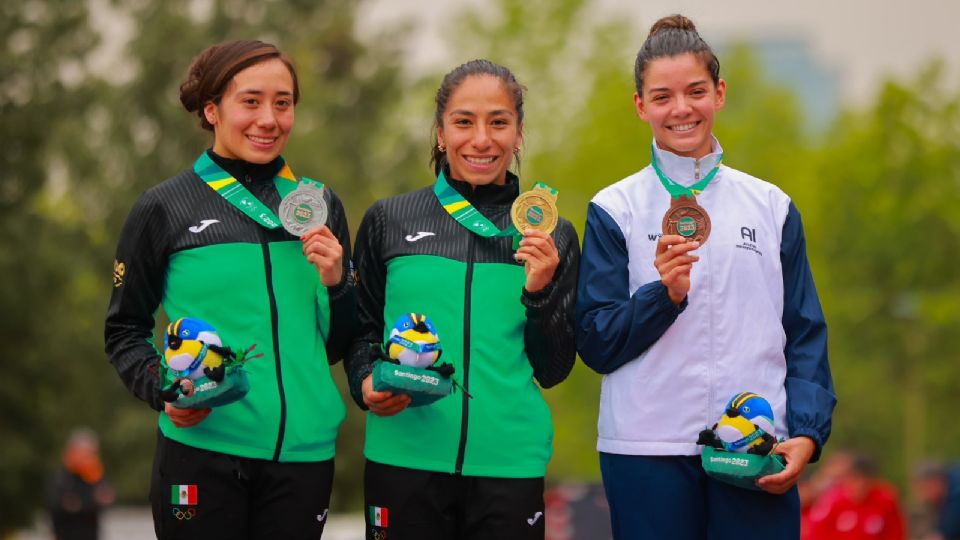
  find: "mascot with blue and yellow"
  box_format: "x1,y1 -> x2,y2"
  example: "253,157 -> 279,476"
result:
696,392 -> 785,490
387,313 -> 443,368
159,317 -> 261,408
372,313 -> 463,407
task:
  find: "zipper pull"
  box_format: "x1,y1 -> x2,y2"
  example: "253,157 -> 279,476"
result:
694,160 -> 701,181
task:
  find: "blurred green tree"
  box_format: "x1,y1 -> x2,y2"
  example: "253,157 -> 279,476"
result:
0,0 -> 104,533
811,62 -> 960,486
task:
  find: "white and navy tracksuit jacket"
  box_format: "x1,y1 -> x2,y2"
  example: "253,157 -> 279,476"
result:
576,141 -> 836,460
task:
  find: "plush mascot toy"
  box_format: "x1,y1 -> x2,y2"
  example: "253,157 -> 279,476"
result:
373,313 -> 466,406
159,318 -> 261,408
698,392 -> 777,455
163,318 -> 227,383
387,313 -> 442,368
696,391 -> 785,490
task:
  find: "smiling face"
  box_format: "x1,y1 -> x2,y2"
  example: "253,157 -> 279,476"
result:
437,74 -> 522,186
204,58 -> 295,164
634,52 -> 725,159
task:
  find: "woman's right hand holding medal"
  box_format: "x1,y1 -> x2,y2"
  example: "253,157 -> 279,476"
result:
301,225 -> 343,287
655,234 -> 700,305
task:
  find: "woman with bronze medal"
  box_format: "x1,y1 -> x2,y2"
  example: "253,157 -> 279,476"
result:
575,15 -> 836,540
105,40 -> 354,539
346,59 -> 579,539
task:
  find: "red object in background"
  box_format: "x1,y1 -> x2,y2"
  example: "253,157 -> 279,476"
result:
545,484 -> 612,540
806,481 -> 906,540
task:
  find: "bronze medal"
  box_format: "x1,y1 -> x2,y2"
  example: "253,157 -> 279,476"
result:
662,194 -> 711,245
511,184 -> 559,234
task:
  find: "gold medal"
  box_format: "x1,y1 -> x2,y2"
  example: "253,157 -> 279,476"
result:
511,184 -> 559,234
662,194 -> 711,245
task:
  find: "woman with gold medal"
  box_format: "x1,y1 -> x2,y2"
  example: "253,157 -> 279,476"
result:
105,40 -> 354,539
576,15 -> 836,540
346,59 -> 579,539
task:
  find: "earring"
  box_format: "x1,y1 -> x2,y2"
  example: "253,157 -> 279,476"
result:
438,143 -> 446,152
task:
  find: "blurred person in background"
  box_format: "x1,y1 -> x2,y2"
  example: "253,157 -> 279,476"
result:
912,461 -> 960,540
800,451 -> 856,539
806,452 -> 905,540
45,428 -> 115,540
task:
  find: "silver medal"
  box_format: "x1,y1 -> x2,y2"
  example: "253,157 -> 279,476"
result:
279,182 -> 328,236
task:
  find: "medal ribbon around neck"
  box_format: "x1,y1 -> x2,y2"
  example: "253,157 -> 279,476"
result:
193,152 -> 324,230
650,143 -> 723,198
433,170 -> 519,238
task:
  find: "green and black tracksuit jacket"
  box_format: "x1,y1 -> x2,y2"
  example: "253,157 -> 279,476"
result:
346,172 -> 580,478
105,151 -> 354,462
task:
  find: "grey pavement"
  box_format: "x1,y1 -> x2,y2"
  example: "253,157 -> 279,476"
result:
16,507 -> 365,540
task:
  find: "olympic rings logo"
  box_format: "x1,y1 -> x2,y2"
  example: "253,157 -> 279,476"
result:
172,507 -> 197,520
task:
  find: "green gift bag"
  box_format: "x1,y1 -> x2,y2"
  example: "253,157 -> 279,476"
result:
701,447 -> 786,491
169,365 -> 250,409
372,361 -> 453,407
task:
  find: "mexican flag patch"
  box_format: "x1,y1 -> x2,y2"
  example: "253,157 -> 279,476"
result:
171,484 -> 198,505
369,505 -> 389,527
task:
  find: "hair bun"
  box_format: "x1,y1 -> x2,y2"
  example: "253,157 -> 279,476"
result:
179,45 -> 220,113
178,77 -> 201,113
649,14 -> 697,37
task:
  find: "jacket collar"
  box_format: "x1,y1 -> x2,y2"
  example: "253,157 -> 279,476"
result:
651,137 -> 724,186
207,149 -> 283,185
444,167 -> 520,206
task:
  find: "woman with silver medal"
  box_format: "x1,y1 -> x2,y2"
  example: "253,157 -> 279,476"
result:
105,40 -> 354,540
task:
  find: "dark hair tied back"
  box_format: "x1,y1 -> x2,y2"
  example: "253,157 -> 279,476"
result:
430,59 -> 526,175
179,40 -> 300,131
634,14 -> 720,96
649,14 -> 698,35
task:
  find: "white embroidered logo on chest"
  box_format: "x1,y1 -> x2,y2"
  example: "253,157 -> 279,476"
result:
188,219 -> 220,233
405,231 -> 436,242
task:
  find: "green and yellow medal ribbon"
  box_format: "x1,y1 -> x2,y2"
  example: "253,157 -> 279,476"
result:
193,152 -> 323,230
433,170 -> 520,238
650,143 -> 723,198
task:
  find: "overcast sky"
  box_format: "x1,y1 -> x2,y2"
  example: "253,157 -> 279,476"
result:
360,0 -> 960,104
